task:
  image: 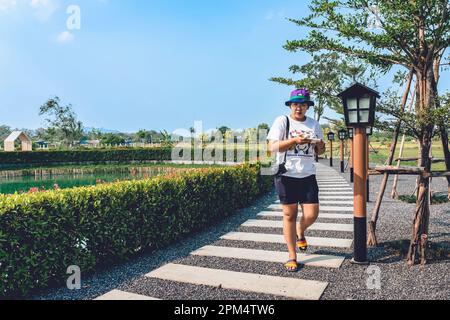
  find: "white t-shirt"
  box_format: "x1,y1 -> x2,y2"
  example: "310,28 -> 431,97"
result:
267,115 -> 324,179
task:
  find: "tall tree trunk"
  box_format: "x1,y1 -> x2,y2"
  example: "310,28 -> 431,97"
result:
406,62 -> 437,265
367,70 -> 414,246
407,135 -> 432,265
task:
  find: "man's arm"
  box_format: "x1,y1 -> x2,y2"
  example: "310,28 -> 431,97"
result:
268,136 -> 312,154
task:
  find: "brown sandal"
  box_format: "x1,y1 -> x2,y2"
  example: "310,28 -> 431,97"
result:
284,259 -> 298,272
297,237 -> 308,251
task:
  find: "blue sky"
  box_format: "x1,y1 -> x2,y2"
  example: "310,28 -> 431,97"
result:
0,0 -> 449,134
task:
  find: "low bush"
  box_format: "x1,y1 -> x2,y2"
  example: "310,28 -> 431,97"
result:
0,164 -> 272,298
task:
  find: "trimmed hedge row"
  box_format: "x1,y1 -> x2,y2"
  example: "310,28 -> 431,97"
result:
0,164 -> 273,298
0,148 -> 173,169
0,148 -> 263,169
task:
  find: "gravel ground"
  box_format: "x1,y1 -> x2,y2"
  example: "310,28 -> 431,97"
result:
31,159 -> 449,300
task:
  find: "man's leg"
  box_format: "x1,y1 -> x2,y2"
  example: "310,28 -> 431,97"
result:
297,204 -> 319,240
283,203 -> 299,262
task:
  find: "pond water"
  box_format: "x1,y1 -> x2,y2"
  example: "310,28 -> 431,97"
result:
0,169 -> 168,194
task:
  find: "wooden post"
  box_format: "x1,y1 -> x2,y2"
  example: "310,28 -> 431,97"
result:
391,133 -> 407,199
340,140 -> 345,173
350,138 -> 354,183
367,137 -> 370,202
352,127 -> 368,264
329,140 -> 333,167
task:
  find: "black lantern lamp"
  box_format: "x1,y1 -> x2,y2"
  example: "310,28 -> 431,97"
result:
327,131 -> 335,141
338,83 -> 380,128
338,129 -> 347,141
347,128 -> 354,139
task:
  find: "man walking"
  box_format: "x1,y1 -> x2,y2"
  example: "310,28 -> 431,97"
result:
267,88 -> 326,272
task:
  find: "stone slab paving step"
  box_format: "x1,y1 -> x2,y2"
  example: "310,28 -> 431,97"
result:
191,246 -> 345,269
146,263 -> 328,300
257,211 -> 353,219
241,219 -> 353,232
318,183 -> 350,188
275,196 -> 353,203
318,185 -> 349,188
319,192 -> 353,195
221,232 -> 353,248
319,201 -> 354,205
320,196 -> 353,200
316,176 -> 346,178
95,289 -> 160,300
319,187 -> 353,191
319,185 -> 353,188
268,204 -> 353,212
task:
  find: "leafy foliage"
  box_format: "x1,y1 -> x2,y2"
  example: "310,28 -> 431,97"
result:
271,52 -> 378,120
39,97 -> 84,146
0,164 -> 272,298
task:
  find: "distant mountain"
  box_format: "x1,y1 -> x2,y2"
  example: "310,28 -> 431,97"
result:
84,127 -> 121,134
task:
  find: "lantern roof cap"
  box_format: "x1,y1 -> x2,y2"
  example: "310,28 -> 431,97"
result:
337,82 -> 380,99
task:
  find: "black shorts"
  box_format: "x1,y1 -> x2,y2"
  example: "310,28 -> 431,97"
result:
275,175 -> 319,205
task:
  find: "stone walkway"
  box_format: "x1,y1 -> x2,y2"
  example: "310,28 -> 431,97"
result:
94,163 -> 354,301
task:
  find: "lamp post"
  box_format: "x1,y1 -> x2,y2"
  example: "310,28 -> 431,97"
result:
348,128 -> 354,183
338,82 -> 380,265
366,127 -> 373,202
338,129 -> 347,173
327,132 -> 335,167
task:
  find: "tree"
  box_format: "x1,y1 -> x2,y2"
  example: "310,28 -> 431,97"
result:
0,125 -> 11,140
271,52 -> 378,120
136,129 -> 153,143
256,123 -> 270,141
257,123 -> 270,132
217,126 -> 231,138
101,133 -> 126,145
284,0 -> 449,265
39,97 -> 84,147
160,130 -> 173,148
438,92 -> 450,199
88,128 -> 103,140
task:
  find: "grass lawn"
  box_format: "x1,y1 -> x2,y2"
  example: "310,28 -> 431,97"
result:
369,141 -> 447,171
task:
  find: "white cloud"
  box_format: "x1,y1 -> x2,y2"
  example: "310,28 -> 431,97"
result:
30,0 -> 58,21
0,0 -> 17,11
56,30 -> 73,44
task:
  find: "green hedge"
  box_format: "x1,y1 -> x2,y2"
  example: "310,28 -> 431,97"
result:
0,164 -> 272,298
0,148 -> 173,169
0,148 -> 263,169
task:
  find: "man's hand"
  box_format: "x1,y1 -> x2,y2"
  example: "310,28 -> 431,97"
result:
293,135 -> 311,145
314,140 -> 326,155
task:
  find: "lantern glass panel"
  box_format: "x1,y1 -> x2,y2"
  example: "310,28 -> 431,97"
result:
359,110 -> 370,123
348,110 -> 358,123
359,97 -> 371,109
347,98 -> 358,110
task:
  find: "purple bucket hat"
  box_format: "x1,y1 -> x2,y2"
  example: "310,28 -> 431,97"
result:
285,88 -> 315,107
